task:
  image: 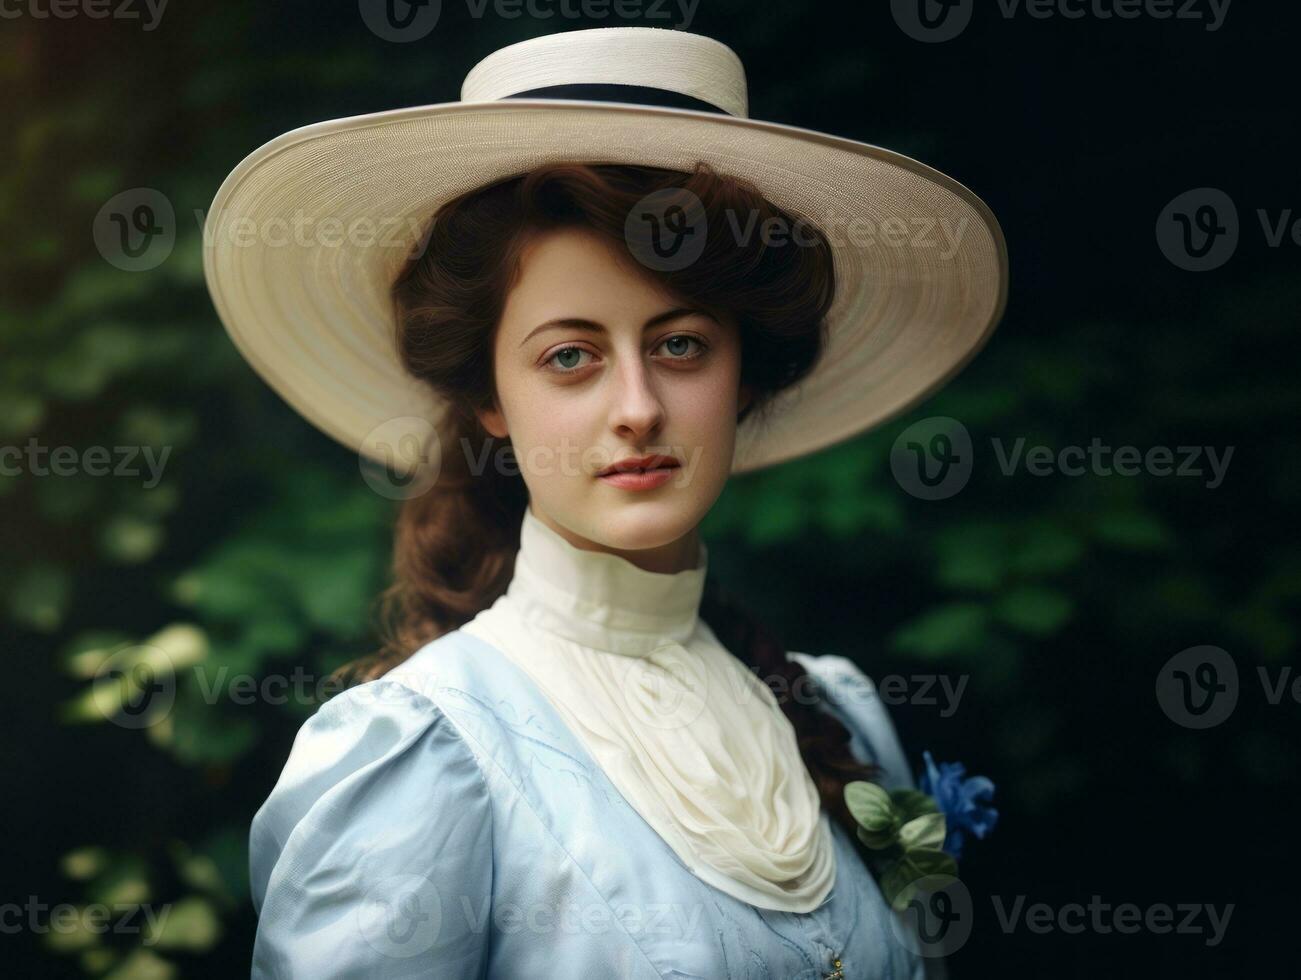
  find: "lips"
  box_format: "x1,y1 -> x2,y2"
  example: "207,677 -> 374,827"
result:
598,454 -> 681,476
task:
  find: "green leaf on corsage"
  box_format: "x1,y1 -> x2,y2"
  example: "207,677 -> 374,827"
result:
880,847 -> 959,910
889,788 -> 940,822
844,781 -> 961,910
899,813 -> 946,852
845,781 -> 900,849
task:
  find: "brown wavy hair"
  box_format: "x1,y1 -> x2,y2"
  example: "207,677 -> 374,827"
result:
331,160 -> 879,835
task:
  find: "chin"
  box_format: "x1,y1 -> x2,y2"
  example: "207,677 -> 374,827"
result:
588,499 -> 703,552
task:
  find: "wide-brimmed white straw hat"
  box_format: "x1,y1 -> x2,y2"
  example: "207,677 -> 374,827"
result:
202,27 -> 1008,475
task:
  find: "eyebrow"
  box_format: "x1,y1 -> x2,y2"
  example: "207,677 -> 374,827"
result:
518,307 -> 714,348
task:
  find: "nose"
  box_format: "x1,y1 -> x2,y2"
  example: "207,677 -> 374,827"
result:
606,353 -> 665,441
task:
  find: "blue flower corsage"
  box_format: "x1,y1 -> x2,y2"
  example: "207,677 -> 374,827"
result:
844,751 -> 998,908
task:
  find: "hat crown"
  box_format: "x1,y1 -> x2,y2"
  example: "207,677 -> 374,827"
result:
460,27 -> 749,118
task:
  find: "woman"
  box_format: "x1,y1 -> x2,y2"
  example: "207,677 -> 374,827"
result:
204,27 -> 1007,979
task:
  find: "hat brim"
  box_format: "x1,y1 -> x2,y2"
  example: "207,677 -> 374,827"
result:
203,99 -> 1008,475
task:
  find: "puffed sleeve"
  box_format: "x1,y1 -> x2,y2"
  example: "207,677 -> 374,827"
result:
249,678 -> 493,979
789,652 -> 916,790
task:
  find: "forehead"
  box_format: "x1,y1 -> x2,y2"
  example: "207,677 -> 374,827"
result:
501,228 -> 681,325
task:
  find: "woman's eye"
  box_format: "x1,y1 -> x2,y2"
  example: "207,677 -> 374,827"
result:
545,346 -> 595,373
657,334 -> 707,360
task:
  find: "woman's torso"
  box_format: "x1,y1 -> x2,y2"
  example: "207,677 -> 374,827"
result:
247,627 -> 933,979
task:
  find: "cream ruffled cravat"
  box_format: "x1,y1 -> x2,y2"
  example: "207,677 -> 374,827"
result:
460,506 -> 836,913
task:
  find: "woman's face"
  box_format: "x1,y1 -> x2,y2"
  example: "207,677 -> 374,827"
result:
478,227 -> 751,573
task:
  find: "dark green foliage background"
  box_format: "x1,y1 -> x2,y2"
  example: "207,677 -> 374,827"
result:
2,1 -> 1295,976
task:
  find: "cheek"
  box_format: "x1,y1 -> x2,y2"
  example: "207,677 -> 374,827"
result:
523,391 -> 601,451
495,360 -> 579,439
667,381 -> 741,487
680,357 -> 744,427
496,379 -> 598,483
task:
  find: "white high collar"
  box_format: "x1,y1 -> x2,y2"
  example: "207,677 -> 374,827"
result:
505,506 -> 708,657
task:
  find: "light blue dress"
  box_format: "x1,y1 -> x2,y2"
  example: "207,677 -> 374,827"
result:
249,628 -> 934,978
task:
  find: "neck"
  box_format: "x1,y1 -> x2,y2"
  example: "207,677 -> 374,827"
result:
528,502 -> 701,575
